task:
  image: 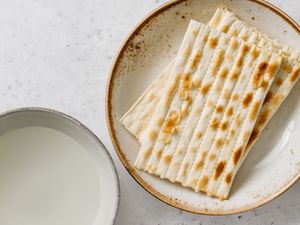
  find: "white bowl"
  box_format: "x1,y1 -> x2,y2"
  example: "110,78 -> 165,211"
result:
106,0 -> 300,215
0,107 -> 119,225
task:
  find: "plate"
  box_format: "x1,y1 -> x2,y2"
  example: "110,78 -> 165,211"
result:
0,108 -> 119,225
106,0 -> 300,215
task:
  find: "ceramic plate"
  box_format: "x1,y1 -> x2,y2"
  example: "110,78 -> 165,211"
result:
0,108 -> 119,225
106,0 -> 300,215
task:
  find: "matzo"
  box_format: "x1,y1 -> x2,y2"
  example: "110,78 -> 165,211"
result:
134,20 -> 282,199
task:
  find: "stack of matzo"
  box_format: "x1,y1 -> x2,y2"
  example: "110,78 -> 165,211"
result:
120,7 -> 300,200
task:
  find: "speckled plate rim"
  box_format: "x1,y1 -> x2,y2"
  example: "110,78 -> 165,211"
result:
105,0 -> 300,215
0,107 -> 120,224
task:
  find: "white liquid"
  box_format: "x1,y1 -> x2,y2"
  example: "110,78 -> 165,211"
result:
0,127 -> 100,225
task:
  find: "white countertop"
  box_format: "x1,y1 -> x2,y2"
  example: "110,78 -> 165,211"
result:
0,0 -> 299,224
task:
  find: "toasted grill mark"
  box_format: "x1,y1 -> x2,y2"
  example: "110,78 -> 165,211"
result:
215,83 -> 222,93
200,83 -> 211,96
248,128 -> 259,147
231,29 -> 238,37
148,164 -> 156,173
212,51 -> 224,75
275,77 -> 283,86
179,73 -> 191,99
240,34 -> 247,41
225,173 -> 232,184
215,138 -> 224,148
198,176 -> 209,189
231,39 -> 239,50
226,106 -> 234,117
178,148 -> 184,156
230,71 -> 239,81
260,79 -> 269,91
233,147 -> 243,165
222,88 -> 230,100
156,117 -> 164,127
195,151 -> 207,170
266,63 -> 279,79
156,149 -> 163,159
210,118 -> 220,131
149,130 -> 158,140
144,148 -> 152,159
225,139 -> 230,146
191,147 -> 197,154
220,68 -> 228,81
163,154 -> 172,164
196,131 -> 203,139
271,94 -> 284,106
221,121 -> 229,131
258,109 -> 270,127
290,68 -> 300,83
251,48 -> 260,60
252,62 -> 268,88
221,24 -> 230,33
191,52 -> 202,70
216,105 -> 224,113
232,94 -> 239,101
181,163 -> 189,177
264,91 -> 273,104
242,92 -> 253,108
283,64 -> 293,73
249,101 -> 260,121
209,153 -> 217,161
192,28 -> 199,36
209,37 -> 219,49
214,161 -> 226,179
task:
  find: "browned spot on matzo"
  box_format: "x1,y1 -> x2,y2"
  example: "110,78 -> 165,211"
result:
222,88 -> 230,100
266,63 -> 279,79
232,94 -> 239,101
260,79 -> 269,91
249,101 -> 260,121
200,83 -> 211,96
226,106 -> 234,117
221,24 -> 230,33
220,67 -> 229,80
191,52 -> 202,70
252,62 -> 268,88
210,118 -> 220,130
144,148 -> 152,159
230,71 -> 239,81
156,117 -> 164,127
231,39 -> 239,50
258,109 -> 270,127
195,151 -> 207,170
149,130 -> 158,140
275,77 -> 283,86
225,173 -> 232,184
221,121 -> 229,131
209,37 -> 219,49
156,149 -> 163,159
214,161 -> 226,179
216,105 -> 224,113
192,79 -> 201,89
181,163 -> 189,177
212,51 -> 224,75
230,129 -> 236,137
242,92 -> 253,108
197,131 -> 203,139
283,64 -> 293,73
289,68 -> 300,82
243,131 -> 251,141
163,154 -> 172,164
251,48 -> 260,60
271,94 -> 284,106
162,112 -> 180,134
248,128 -> 259,147
198,176 -> 209,189
215,138 -> 224,148
209,153 -> 217,161
233,147 -> 243,165
264,91 -> 273,104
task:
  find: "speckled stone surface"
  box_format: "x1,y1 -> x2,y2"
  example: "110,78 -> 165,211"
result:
0,0 -> 299,224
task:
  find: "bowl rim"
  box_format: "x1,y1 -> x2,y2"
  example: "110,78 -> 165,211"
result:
105,0 -> 300,215
0,107 -> 120,224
